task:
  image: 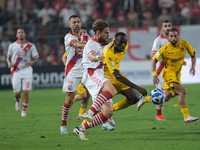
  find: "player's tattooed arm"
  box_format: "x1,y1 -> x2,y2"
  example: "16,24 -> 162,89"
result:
71,40 -> 86,49
7,56 -> 13,68
26,57 -> 39,66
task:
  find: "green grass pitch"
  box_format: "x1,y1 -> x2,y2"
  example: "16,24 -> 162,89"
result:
1,84 -> 200,150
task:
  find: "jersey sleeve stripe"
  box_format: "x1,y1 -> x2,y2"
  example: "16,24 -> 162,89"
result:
69,39 -> 76,46
33,55 -> 39,58
88,50 -> 96,55
152,50 -> 157,53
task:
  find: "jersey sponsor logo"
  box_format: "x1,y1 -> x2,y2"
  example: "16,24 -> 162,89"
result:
109,62 -> 114,67
68,81 -> 73,84
155,52 -> 160,58
17,51 -> 26,58
170,58 -> 182,63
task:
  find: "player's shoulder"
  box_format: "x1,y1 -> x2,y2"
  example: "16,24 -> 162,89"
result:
104,40 -> 114,51
154,34 -> 166,42
82,33 -> 90,38
179,39 -> 188,44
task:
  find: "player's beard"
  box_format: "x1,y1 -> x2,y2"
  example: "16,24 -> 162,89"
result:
99,34 -> 108,45
170,40 -> 177,46
73,27 -> 80,33
165,30 -> 170,35
19,37 -> 24,41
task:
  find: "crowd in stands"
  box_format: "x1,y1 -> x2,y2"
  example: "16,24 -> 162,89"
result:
0,0 -> 200,67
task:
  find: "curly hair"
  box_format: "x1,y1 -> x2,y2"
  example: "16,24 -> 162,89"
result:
92,19 -> 109,33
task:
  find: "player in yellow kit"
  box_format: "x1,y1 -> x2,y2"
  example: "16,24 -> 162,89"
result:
101,32 -> 147,129
152,28 -> 198,124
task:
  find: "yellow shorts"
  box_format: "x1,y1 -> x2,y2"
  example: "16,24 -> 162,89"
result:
162,70 -> 181,96
105,72 -> 130,94
77,83 -> 86,95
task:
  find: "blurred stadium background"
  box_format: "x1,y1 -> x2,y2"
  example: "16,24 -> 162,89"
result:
0,0 -> 200,89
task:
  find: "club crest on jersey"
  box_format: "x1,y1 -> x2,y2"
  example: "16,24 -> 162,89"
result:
75,48 -> 83,55
17,51 -> 26,58
68,85 -> 72,91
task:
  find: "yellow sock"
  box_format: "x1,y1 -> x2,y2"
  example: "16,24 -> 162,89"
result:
81,119 -> 88,125
79,107 -> 86,115
80,112 -> 98,125
144,96 -> 151,103
181,105 -> 190,118
113,98 -> 131,111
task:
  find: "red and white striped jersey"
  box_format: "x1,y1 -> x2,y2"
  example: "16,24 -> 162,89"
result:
7,40 -> 39,78
64,31 -> 90,77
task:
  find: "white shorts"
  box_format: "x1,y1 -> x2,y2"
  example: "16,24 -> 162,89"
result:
12,77 -> 32,93
62,76 -> 82,93
82,69 -> 112,103
156,71 -> 165,89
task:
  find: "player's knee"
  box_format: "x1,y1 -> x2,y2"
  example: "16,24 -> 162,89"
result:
126,94 -> 139,105
105,110 -> 113,118
14,92 -> 21,99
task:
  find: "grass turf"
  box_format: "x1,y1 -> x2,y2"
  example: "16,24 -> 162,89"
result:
0,84 -> 200,150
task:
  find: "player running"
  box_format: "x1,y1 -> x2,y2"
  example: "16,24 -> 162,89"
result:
7,28 -> 39,117
137,20 -> 172,120
152,28 -> 198,124
101,32 -> 147,130
73,19 -> 117,140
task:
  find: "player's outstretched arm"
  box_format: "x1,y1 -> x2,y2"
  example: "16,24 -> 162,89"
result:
88,51 -> 104,63
113,70 -> 147,96
71,40 -> 86,49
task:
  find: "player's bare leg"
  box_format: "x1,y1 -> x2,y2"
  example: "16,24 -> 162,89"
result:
14,92 -> 21,111
75,91 -> 90,120
173,83 -> 198,124
102,88 -> 139,130
113,88 -> 139,111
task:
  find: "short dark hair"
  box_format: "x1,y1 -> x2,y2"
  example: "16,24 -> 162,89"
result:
163,20 -> 171,23
69,15 -> 80,21
169,28 -> 179,34
115,32 -> 126,38
92,19 -> 109,33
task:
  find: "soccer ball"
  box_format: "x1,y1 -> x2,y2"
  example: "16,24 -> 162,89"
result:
150,88 -> 166,105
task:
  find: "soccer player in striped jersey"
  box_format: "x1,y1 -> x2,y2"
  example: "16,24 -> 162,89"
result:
62,26 -> 90,121
152,28 -> 198,124
60,15 -> 90,134
7,28 -> 39,117
73,19 -> 117,140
